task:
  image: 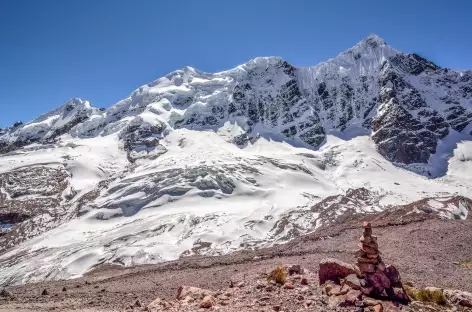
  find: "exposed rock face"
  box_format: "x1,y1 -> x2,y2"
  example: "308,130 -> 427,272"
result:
0,99 -> 98,154
0,166 -> 71,249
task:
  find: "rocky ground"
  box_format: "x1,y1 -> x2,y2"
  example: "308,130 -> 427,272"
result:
0,213 -> 471,311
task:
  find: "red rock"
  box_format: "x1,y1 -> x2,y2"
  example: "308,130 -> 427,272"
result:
366,271 -> 391,290
319,258 -> 357,285
284,283 -> 294,290
385,265 -> 401,287
357,262 -> 376,273
377,261 -> 386,271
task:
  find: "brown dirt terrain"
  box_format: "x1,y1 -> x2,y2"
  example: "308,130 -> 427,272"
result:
0,214 -> 471,311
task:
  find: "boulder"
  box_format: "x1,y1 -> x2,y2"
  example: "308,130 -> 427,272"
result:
319,258 -> 357,285
288,264 -> 304,275
200,295 -> 216,308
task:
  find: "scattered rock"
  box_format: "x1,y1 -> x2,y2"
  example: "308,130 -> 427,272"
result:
134,299 -> 142,307
177,285 -> 213,300
147,298 -> 167,312
301,277 -> 309,285
328,285 -> 343,296
284,283 -> 294,290
444,289 -> 472,307
200,295 -> 215,308
62,287 -> 67,292
328,293 -> 347,308
288,264 -> 303,275
41,289 -> 49,296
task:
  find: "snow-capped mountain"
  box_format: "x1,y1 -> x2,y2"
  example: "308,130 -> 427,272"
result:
1,35 -> 472,285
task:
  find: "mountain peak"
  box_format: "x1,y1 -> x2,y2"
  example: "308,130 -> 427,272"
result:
349,34 -> 392,54
362,34 -> 387,45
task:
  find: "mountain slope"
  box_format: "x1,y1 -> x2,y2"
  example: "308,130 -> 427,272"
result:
0,35 -> 472,285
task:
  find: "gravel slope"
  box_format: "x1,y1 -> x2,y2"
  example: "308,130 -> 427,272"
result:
0,214 -> 471,311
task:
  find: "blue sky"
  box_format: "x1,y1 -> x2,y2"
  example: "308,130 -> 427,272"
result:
1,0 -> 471,127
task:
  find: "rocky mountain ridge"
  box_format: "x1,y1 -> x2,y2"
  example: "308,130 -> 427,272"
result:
0,35 -> 471,285
1,35 -> 471,166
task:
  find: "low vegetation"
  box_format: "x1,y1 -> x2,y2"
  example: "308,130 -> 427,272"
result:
267,265 -> 287,285
405,286 -> 448,305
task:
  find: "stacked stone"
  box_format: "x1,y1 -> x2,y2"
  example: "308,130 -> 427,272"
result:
355,221 -> 385,275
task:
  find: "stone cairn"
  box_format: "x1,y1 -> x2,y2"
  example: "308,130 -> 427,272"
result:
356,222 -> 407,300
318,221 -> 409,308
356,221 -> 385,275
